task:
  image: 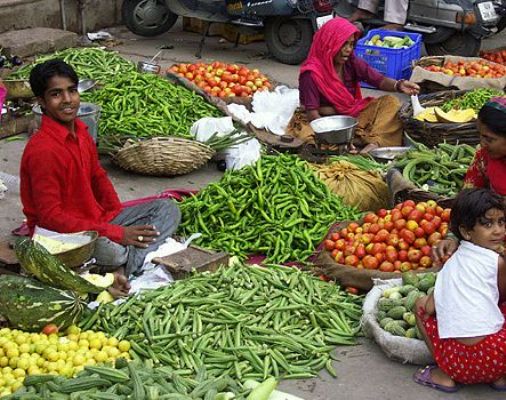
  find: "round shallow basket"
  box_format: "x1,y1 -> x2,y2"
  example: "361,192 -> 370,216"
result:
399,90 -> 479,147
114,137 -> 215,176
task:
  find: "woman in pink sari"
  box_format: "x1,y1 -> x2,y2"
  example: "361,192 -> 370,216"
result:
298,17 -> 419,150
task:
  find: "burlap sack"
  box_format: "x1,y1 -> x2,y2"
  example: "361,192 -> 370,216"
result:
313,220 -> 441,291
411,56 -> 506,92
362,278 -> 433,365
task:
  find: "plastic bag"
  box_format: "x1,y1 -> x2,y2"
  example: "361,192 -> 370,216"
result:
226,103 -> 251,124
362,278 -> 433,365
225,138 -> 261,170
248,86 -> 300,136
190,116 -> 235,142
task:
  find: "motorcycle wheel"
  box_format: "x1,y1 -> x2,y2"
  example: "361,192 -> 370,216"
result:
122,0 -> 178,37
265,17 -> 314,65
425,32 -> 481,57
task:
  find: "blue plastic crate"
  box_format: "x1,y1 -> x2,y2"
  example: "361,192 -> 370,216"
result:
355,29 -> 422,89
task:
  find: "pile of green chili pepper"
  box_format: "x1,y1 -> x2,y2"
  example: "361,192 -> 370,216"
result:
9,47 -> 135,85
82,71 -> 222,146
178,154 -> 362,263
393,142 -> 476,196
80,263 -> 363,380
441,88 -> 504,113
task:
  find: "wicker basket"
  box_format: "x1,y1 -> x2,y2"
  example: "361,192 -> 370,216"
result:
114,137 -> 215,176
399,90 -> 479,147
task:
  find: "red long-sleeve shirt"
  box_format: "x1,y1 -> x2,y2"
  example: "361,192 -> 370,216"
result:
20,115 -> 124,242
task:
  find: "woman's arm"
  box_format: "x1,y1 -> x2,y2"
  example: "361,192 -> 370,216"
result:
378,78 -> 420,95
498,255 -> 506,304
306,107 -> 337,122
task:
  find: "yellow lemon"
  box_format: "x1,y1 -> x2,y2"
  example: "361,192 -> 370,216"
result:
94,351 -> 108,363
12,368 -> 25,379
66,325 -> 81,336
89,339 -> 102,350
118,341 -> 131,352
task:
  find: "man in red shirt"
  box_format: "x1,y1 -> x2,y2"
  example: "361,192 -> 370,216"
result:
21,60 -> 181,295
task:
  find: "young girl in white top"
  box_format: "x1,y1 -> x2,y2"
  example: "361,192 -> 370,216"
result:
414,188 -> 506,393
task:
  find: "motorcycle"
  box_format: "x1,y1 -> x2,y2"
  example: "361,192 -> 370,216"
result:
121,0 -> 336,65
333,0 -> 506,57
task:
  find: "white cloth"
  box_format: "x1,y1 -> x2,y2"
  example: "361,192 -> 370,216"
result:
434,241 -> 504,339
358,0 -> 409,24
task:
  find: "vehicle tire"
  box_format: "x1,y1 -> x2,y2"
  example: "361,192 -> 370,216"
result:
265,17 -> 314,65
425,32 -> 481,57
122,0 -> 178,37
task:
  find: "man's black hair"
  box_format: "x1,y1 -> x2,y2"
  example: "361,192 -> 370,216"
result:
479,103 -> 506,138
450,188 -> 505,241
29,59 -> 79,98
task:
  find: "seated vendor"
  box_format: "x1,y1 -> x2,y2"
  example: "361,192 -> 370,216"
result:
298,17 -> 420,151
20,60 -> 181,296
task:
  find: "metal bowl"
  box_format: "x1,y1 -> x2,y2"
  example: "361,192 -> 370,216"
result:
310,115 -> 357,145
369,146 -> 412,162
77,79 -> 97,93
53,231 -> 98,268
3,79 -> 34,99
137,61 -> 161,75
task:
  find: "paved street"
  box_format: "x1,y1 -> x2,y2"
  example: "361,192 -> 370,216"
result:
1,21 -> 505,399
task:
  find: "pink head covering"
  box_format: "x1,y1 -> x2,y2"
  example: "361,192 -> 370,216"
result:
300,17 -> 373,117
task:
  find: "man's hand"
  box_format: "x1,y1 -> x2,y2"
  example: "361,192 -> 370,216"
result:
399,80 -> 420,96
431,238 -> 458,267
108,268 -> 131,298
122,225 -> 160,248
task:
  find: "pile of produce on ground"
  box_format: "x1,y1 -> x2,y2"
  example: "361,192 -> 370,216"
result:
311,155 -> 389,212
393,142 -> 475,197
415,88 -> 504,123
480,48 -> 506,66
9,48 -> 135,85
0,326 -> 131,397
322,200 -> 450,272
5,359 -> 253,400
178,154 -> 362,263
364,34 -> 415,49
81,262 -> 363,380
440,88 -> 504,113
376,271 -> 436,339
82,71 -> 222,147
422,59 -> 506,78
168,61 -> 272,98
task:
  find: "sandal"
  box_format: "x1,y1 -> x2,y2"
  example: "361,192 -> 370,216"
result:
490,382 -> 506,392
413,365 -> 459,393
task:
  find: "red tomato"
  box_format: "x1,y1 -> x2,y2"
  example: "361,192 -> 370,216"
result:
441,209 -> 451,222
377,209 -> 388,218
427,232 -> 443,246
363,255 -> 379,270
324,239 -> 335,251
363,213 -> 378,224
401,206 -> 414,218
335,239 -> 346,250
355,244 -> 366,259
419,256 -> 432,268
399,262 -> 412,272
385,248 -> 398,263
421,245 -> 432,257
422,222 -> 436,235
414,227 -> 425,238
330,232 -> 340,241
369,224 -> 380,235
413,238 -> 428,249
344,255 -> 359,267
348,222 -> 360,233
408,209 -> 424,223
400,229 -> 416,244
408,249 -> 422,263
42,324 -> 59,335
387,233 -> 400,247
346,286 -> 359,295
394,219 -> 406,231
403,200 -> 416,208
398,250 -> 408,262
344,245 -> 356,256
398,240 -> 410,251
379,261 -> 395,272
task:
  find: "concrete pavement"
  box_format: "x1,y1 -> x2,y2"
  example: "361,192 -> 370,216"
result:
1,21 -> 505,399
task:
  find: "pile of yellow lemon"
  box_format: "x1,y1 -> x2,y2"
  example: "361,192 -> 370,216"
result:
0,326 -> 131,397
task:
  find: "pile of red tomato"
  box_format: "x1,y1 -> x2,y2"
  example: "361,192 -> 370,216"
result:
480,49 -> 506,66
423,59 -> 506,78
168,61 -> 272,98
323,200 -> 451,272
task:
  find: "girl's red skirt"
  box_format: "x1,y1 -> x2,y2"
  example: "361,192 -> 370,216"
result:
423,304 -> 506,384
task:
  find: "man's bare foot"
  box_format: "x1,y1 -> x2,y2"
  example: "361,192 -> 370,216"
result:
381,23 -> 404,31
491,376 -> 506,390
430,367 -> 457,388
108,269 -> 130,298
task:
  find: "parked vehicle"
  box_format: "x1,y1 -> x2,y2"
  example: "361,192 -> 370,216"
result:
333,0 -> 506,57
121,0 -> 337,64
